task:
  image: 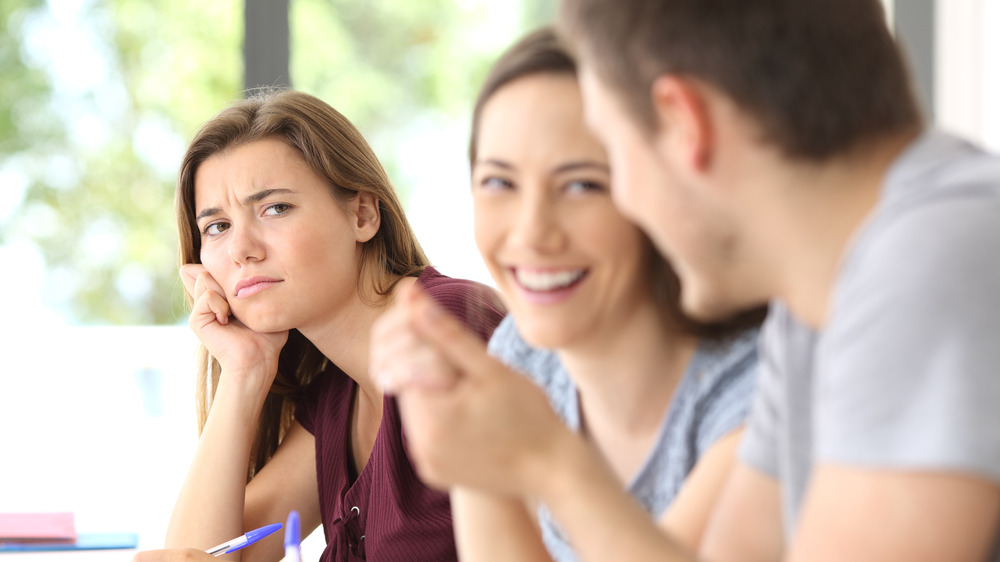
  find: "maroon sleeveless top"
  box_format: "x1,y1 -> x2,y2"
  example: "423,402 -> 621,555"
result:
296,267 -> 505,561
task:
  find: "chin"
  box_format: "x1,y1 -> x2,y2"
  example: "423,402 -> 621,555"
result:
234,310 -> 292,335
516,320 -> 570,351
679,286 -> 746,323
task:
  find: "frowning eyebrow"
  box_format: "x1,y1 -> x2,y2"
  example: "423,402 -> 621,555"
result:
195,188 -> 295,222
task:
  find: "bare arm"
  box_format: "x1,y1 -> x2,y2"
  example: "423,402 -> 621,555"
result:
163,366 -> 271,557
788,465 -> 1000,562
453,411 -> 745,561
141,422 -> 320,562
163,396 -> 322,562
239,421 -> 321,561
161,265 -> 298,561
699,461 -> 784,562
518,428 -> 692,562
658,428 -> 745,552
451,488 -> 551,562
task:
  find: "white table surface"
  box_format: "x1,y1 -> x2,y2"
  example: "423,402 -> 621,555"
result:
0,326 -> 325,561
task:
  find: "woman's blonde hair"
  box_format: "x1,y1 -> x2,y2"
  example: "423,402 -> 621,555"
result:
176,89 -> 428,480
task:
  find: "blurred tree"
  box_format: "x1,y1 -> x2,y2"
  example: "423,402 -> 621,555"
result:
1,0 -> 56,247
0,0 -> 241,325
291,0 -> 529,201
0,0 -> 551,325
522,0 -> 559,30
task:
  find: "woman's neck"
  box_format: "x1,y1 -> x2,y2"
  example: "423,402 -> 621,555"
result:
301,274 -> 419,477
301,275 -> 418,401
560,309 -> 695,434
557,302 -> 697,481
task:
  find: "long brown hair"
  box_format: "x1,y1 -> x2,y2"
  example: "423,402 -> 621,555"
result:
176,89 -> 428,479
471,27 -> 764,340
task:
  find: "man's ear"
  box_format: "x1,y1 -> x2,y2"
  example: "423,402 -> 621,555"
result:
650,75 -> 712,172
349,191 -> 381,243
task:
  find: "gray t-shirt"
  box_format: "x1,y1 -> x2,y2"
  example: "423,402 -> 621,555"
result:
740,130 -> 1000,544
488,316 -> 759,562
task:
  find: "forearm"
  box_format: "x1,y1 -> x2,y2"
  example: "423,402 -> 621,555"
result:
534,432 -> 696,562
659,429 -> 746,553
452,488 -> 551,562
164,374 -> 267,555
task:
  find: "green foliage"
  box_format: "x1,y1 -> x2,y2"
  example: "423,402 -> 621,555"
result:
0,1 -> 49,154
0,0 -> 554,325
1,0 -> 53,251
290,0 -> 557,202
1,0 -> 241,324
290,0 -> 498,201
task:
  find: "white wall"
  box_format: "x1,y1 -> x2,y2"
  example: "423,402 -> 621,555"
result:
935,0 -> 1000,151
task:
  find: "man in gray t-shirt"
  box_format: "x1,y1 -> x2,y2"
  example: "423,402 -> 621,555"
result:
741,131 -> 1000,538
555,0 -> 1000,560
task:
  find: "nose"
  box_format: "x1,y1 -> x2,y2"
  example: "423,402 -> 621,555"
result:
227,223 -> 265,265
509,185 -> 565,254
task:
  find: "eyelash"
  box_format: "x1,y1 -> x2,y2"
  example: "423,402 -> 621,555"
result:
478,176 -> 513,190
565,180 -> 605,194
202,221 -> 228,237
476,177 -> 606,195
263,203 -> 291,216
199,203 -> 292,237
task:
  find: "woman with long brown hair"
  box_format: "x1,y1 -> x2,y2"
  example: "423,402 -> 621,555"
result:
137,89 -> 504,562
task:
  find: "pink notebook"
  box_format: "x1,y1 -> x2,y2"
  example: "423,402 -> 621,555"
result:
0,512 -> 77,542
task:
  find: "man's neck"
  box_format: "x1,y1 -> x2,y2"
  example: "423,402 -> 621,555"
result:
764,129 -> 921,328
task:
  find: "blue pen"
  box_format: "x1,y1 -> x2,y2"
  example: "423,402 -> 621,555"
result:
205,523 -> 282,557
283,510 -> 301,562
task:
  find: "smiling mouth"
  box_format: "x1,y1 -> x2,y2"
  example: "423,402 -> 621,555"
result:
513,268 -> 588,292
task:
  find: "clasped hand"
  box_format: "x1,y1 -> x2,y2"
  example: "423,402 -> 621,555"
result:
370,284 -> 571,497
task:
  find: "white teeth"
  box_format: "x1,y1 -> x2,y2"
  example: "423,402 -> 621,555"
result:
514,269 -> 586,291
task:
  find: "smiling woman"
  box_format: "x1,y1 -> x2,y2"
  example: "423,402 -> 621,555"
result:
132,89 -> 505,562
370,27 -> 766,562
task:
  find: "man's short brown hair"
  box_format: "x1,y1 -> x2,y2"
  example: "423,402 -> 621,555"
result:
559,0 -> 923,161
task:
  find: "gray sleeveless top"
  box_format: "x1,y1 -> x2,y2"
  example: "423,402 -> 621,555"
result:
487,316 -> 759,562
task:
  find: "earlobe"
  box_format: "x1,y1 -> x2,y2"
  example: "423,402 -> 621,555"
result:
650,75 -> 713,172
351,192 -> 381,243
